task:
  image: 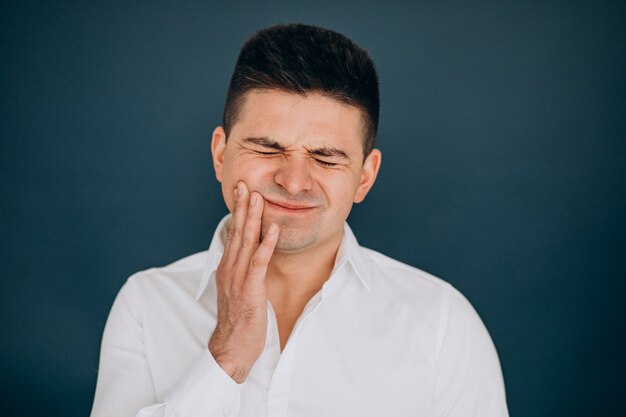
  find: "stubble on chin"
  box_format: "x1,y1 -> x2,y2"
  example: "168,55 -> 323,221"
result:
260,216 -> 319,253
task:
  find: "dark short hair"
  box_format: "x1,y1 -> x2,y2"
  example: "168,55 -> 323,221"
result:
222,24 -> 379,158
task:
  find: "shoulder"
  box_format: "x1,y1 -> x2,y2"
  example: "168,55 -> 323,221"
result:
360,246 -> 452,301
358,246 -> 484,324
120,251 -> 207,302
360,245 -> 499,350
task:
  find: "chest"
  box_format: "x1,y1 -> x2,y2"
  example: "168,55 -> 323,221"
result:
272,302 -> 307,352
145,287 -> 437,417
241,298 -> 435,417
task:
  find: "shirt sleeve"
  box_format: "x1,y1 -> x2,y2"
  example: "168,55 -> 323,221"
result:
432,284 -> 509,417
90,276 -> 242,417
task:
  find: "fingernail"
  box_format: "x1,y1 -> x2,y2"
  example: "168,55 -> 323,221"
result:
237,182 -> 244,195
250,193 -> 257,206
268,223 -> 277,235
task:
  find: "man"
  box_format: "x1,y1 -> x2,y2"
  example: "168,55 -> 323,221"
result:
91,24 -> 509,417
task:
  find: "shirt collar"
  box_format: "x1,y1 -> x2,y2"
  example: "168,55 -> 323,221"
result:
195,215 -> 372,300
331,222 -> 372,293
195,215 -> 229,300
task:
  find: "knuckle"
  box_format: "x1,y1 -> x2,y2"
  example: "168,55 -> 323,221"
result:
240,306 -> 258,321
249,254 -> 266,269
227,226 -> 241,240
241,236 -> 254,249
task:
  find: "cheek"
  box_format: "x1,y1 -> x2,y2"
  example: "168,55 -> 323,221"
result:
221,181 -> 235,212
219,164 -> 241,212
324,175 -> 360,207
220,159 -> 272,211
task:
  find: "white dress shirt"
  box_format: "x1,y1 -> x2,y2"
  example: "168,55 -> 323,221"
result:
91,216 -> 509,417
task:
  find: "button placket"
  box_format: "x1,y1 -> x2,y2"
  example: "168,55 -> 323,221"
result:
265,295 -> 323,417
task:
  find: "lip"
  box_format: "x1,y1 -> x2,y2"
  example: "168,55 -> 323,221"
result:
264,198 -> 317,212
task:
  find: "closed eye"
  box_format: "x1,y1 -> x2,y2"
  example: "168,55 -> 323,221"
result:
251,149 -> 338,167
316,159 -> 338,167
253,150 -> 280,156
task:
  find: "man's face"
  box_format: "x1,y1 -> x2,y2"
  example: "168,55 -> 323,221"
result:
211,89 -> 381,254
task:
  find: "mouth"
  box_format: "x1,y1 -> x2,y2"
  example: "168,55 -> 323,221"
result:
264,198 -> 317,213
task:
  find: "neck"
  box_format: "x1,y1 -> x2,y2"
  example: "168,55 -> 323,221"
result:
265,231 -> 343,309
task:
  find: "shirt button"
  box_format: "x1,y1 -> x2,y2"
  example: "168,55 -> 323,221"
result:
219,410 -> 231,417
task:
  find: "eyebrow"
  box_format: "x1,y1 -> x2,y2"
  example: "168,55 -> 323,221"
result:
242,136 -> 350,160
242,136 -> 286,151
306,146 -> 349,160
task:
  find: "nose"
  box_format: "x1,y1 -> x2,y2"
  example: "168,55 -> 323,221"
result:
273,155 -> 314,196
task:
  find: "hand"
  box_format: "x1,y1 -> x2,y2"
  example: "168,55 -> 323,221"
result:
208,181 -> 279,383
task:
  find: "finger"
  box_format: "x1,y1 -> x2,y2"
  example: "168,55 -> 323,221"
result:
234,191 -> 264,273
221,185 -> 239,260
223,182 -> 249,266
245,223 -> 279,286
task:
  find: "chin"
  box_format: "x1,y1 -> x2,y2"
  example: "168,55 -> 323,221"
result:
262,222 -> 318,253
275,238 -> 315,253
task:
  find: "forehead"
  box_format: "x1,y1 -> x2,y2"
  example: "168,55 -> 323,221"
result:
231,89 -> 365,152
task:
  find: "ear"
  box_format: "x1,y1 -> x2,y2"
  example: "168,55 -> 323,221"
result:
354,149 -> 382,203
211,126 -> 227,182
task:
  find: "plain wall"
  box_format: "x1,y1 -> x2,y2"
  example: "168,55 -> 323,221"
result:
1,1 -> 624,416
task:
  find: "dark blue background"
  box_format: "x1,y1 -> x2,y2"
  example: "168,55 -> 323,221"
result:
1,1 -> 624,416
